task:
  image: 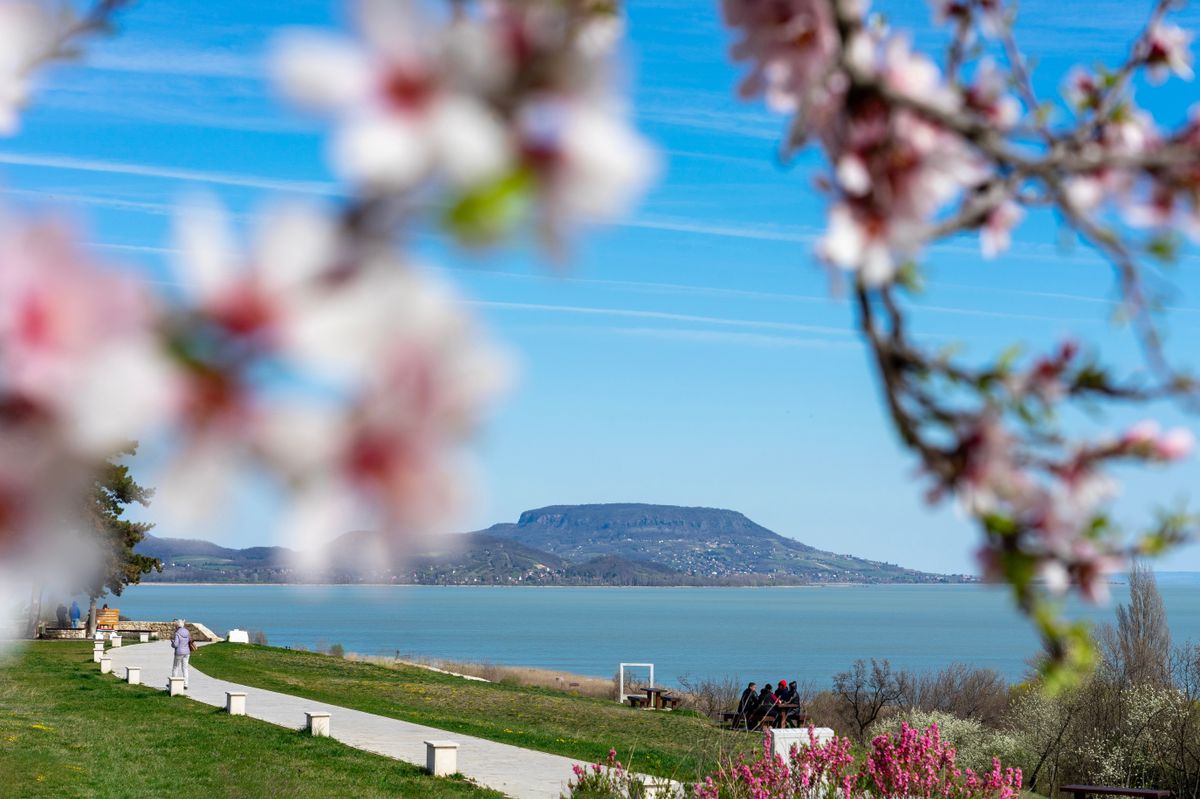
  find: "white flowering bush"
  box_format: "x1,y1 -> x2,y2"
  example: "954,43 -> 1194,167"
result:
870,711 -> 1023,776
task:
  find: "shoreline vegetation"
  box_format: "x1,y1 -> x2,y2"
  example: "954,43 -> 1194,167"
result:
350,652 -> 616,700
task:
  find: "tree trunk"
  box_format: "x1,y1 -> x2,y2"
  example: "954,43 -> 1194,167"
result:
25,583 -> 43,638
85,596 -> 97,638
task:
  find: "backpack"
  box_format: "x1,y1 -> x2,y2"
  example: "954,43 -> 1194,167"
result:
188,639 -> 197,653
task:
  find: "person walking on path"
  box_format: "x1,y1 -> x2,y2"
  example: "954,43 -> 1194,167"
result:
69,600 -> 81,629
170,619 -> 191,690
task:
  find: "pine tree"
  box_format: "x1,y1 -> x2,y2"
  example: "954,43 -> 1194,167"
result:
83,442 -> 160,636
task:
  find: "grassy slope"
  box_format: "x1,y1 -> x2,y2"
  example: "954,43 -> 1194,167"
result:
0,642 -> 501,799
193,644 -> 754,781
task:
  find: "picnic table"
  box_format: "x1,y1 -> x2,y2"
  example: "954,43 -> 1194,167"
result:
1061,787 -> 1171,799
720,703 -> 809,731
627,687 -> 681,710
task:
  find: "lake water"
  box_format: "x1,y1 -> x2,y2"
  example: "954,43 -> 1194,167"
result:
106,582 -> 1200,686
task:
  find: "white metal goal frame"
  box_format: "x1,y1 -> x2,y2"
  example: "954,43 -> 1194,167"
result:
617,662 -> 654,703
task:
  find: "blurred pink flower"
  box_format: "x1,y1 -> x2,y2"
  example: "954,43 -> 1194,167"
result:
1143,22 -> 1194,84
722,0 -> 839,119
0,2 -> 55,135
165,199 -> 508,544
1156,427 -> 1195,460
274,0 -> 654,236
980,200 -> 1023,258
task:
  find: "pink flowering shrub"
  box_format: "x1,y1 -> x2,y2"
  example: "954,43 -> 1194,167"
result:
565,749 -> 654,799
566,724 -> 1021,799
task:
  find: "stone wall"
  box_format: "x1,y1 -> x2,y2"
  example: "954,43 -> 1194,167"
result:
40,620 -> 221,642
39,627 -> 87,640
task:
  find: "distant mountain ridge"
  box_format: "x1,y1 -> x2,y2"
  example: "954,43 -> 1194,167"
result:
138,503 -> 969,585
480,504 -> 943,582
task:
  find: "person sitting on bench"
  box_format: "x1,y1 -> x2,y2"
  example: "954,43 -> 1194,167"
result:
753,682 -> 781,729
734,682 -> 758,728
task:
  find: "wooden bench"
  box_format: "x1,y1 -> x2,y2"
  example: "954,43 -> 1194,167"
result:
96,609 -> 120,631
627,695 -> 648,709
1061,787 -> 1171,799
721,711 -> 756,730
660,695 -> 682,710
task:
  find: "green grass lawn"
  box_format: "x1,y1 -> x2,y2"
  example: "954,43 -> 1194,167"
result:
0,642 -> 503,799
193,644 -> 754,782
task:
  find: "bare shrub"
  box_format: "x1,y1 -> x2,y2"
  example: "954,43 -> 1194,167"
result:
249,630 -> 268,646
833,658 -> 910,743
328,643 -> 344,658
902,663 -> 1009,726
1172,642 -> 1200,701
804,690 -> 848,732
676,673 -> 741,718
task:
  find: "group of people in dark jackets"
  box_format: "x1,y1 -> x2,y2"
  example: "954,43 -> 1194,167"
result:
735,679 -> 804,730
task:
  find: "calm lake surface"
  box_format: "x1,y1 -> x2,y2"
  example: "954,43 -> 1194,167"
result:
109,582 -> 1200,686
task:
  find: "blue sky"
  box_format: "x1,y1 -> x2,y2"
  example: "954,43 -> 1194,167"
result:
8,0 -> 1200,573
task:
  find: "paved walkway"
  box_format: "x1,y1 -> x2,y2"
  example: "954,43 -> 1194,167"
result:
105,640 -> 585,798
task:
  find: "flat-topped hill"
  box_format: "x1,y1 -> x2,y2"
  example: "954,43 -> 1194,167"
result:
480,503 -> 946,583
138,503 -> 966,585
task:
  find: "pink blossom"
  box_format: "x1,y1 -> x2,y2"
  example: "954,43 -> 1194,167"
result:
1121,419 -> 1162,448
0,2 -> 55,135
1143,22 -> 1194,84
722,0 -> 840,119
1064,66 -> 1100,111
163,199 -> 509,544
1155,427 -> 1195,460
274,0 -> 654,239
965,60 -> 1020,129
1070,540 -> 1123,602
980,200 -> 1023,257
273,1 -> 510,191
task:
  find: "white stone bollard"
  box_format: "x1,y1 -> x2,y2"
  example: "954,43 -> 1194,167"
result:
168,677 -> 185,696
226,692 -> 246,716
126,667 -> 141,685
110,635 -> 122,648
99,656 -> 112,674
305,711 -> 331,737
139,631 -> 149,643
424,740 -> 459,776
92,643 -> 104,663
768,727 -> 836,763
227,629 -> 249,644
94,631 -> 104,641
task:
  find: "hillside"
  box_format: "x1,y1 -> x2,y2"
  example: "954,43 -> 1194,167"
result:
138,534 -> 297,583
480,503 -> 945,583
138,503 -> 966,585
